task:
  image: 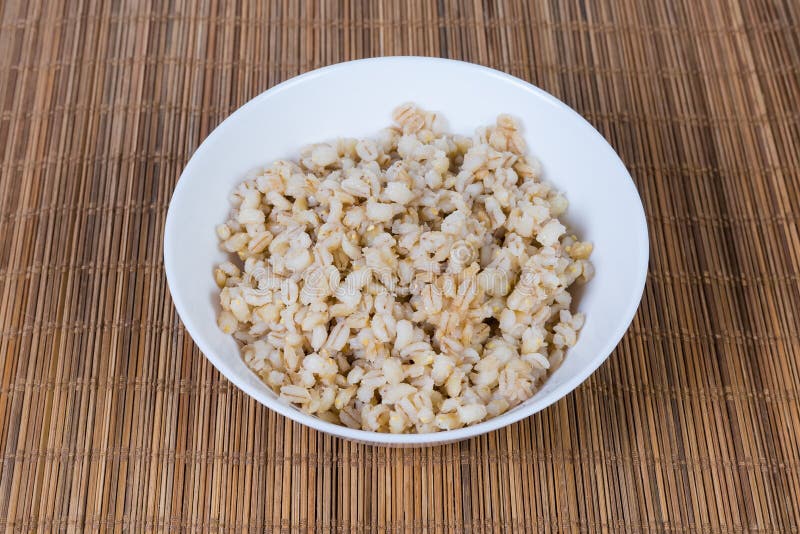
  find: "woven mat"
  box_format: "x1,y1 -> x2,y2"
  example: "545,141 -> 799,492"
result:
1,1 -> 799,531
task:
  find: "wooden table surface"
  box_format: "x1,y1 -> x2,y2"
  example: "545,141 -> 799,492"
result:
1,0 -> 799,531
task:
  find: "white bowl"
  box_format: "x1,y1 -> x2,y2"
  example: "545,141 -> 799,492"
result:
164,57 -> 648,447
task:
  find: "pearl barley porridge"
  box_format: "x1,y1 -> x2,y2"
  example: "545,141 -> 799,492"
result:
214,104 -> 593,433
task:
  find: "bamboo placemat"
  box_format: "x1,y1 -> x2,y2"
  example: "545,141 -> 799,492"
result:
1,0 -> 799,531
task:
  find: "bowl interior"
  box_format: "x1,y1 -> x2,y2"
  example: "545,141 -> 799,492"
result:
164,57 -> 648,446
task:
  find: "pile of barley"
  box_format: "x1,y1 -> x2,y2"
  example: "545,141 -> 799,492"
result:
215,104 -> 593,433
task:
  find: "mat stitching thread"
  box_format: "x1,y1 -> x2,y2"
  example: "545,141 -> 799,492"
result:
2,448 -> 798,473
1,378 -> 796,402
583,382 -> 799,402
627,162 -> 799,175
2,101 -> 799,125
2,155 -> 797,180
0,13 -> 797,35
0,153 -> 190,171
582,110 -> 800,126
0,263 -> 794,284
2,516 -> 784,533
1,59 -> 799,80
646,214 -> 800,226
628,329 -> 800,345
0,202 -> 171,222
1,208 -> 798,228
0,261 -> 165,281
648,271 -> 800,285
0,319 -> 181,338
1,323 -> 794,343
